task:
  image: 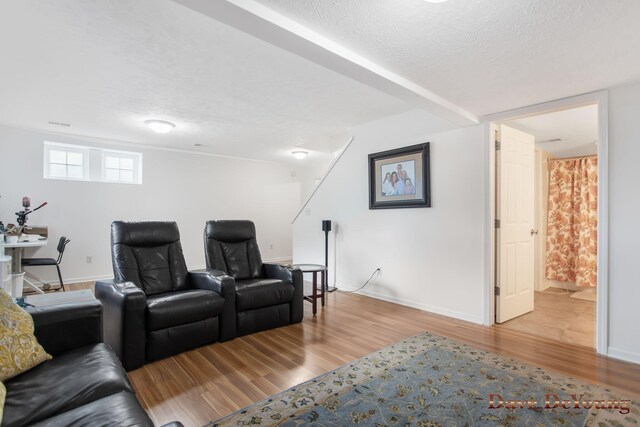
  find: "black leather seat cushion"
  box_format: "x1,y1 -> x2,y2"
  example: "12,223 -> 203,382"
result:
29,391 -> 154,427
146,289 -> 225,331
3,343 -> 133,427
235,279 -> 294,311
21,257 -> 57,266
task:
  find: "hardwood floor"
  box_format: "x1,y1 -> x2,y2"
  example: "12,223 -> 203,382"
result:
496,289 -> 595,348
107,290 -> 640,427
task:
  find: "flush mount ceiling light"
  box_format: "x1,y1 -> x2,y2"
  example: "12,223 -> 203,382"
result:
144,119 -> 176,134
292,150 -> 308,160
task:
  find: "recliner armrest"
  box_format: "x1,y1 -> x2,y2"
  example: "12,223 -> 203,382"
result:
189,270 -> 229,294
263,263 -> 304,323
27,300 -> 102,357
263,263 -> 299,283
95,279 -> 147,371
190,270 -> 236,341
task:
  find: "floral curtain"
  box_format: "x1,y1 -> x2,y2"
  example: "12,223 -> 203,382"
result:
545,157 -> 598,287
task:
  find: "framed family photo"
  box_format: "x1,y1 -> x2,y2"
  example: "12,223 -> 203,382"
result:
368,142 -> 431,209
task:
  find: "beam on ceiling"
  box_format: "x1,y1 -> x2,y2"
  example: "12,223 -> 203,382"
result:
173,0 -> 479,126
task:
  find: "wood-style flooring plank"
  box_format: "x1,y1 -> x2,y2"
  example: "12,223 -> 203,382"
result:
496,289 -> 596,348
115,291 -> 640,427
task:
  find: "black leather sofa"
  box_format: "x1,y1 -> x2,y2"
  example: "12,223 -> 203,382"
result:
96,221 -> 234,371
3,300 -> 179,427
204,220 -> 304,337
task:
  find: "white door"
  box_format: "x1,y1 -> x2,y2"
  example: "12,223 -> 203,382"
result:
496,125 -> 535,323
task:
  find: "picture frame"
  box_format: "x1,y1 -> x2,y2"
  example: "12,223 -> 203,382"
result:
368,142 -> 431,209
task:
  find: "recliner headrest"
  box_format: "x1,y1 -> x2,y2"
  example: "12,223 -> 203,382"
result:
112,221 -> 181,247
205,220 -> 256,242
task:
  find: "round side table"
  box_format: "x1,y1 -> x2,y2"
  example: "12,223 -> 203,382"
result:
292,264 -> 326,315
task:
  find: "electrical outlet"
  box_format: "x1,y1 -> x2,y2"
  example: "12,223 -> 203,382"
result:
269,243 -> 274,250
86,256 -> 93,264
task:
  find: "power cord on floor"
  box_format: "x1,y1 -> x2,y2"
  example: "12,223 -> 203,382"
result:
341,268 -> 381,294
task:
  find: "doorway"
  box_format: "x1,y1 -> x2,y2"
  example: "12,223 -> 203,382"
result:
485,92 -> 608,353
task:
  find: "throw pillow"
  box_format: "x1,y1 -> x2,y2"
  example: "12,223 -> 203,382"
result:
0,290 -> 51,381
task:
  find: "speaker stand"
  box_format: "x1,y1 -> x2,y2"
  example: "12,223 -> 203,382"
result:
324,229 -> 337,292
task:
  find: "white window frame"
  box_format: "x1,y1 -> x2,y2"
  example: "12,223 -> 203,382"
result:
43,141 -> 143,185
101,149 -> 143,184
43,142 -> 90,181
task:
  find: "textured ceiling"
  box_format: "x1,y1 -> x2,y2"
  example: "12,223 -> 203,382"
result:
256,0 -> 640,116
506,105 -> 598,158
0,0 -> 409,162
2,1 -> 638,163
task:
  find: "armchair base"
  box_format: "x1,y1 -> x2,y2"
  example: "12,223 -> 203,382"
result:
237,303 -> 290,337
147,317 -> 219,362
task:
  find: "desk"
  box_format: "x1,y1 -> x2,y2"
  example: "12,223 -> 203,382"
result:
4,240 -> 48,294
293,264 -> 326,315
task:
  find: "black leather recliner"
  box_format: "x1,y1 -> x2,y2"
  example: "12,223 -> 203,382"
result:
204,220 -> 304,337
96,221 -> 235,371
4,300 -> 182,427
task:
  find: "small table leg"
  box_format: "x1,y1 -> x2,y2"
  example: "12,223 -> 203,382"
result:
321,270 -> 325,307
8,248 -> 44,294
312,271 -> 318,315
8,248 -> 21,275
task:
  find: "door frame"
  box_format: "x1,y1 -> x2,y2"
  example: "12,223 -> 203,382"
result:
482,90 -> 609,355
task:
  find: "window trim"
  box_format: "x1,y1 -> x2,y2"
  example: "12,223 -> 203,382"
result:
43,142 -> 90,181
101,149 -> 143,185
43,141 -> 143,185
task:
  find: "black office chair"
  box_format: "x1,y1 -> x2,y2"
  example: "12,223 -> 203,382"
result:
22,236 -> 70,292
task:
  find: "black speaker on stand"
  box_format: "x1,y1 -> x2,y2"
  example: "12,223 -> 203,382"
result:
322,220 -> 337,292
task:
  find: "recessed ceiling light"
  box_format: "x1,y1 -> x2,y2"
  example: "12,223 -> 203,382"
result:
292,150 -> 308,160
144,119 -> 176,134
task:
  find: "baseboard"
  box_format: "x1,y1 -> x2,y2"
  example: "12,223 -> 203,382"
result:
264,256 -> 293,263
35,274 -> 113,287
49,261 -> 292,286
338,285 -> 484,325
607,346 -> 640,365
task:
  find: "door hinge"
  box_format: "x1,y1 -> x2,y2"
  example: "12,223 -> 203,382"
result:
495,286 -> 500,296
495,140 -> 501,150
494,219 -> 500,228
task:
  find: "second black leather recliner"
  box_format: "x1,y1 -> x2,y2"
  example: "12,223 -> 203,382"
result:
204,220 -> 304,337
96,221 -> 235,371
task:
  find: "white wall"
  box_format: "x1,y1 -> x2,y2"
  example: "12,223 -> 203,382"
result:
293,110 -> 487,324
296,152 -> 335,204
607,82 -> 640,363
0,125 -> 301,284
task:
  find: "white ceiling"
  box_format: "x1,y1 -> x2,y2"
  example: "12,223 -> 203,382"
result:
506,104 -> 598,158
1,0 -> 639,162
0,0 -> 409,162
256,0 -> 640,115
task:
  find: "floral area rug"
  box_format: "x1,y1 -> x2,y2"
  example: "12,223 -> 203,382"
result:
207,332 -> 639,426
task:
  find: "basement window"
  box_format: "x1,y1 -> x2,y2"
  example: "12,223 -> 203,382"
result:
102,151 -> 142,184
43,142 -> 143,184
43,143 -> 89,181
